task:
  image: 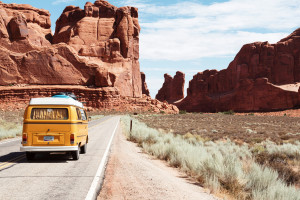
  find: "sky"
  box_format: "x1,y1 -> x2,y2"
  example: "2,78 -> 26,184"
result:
2,0 -> 300,97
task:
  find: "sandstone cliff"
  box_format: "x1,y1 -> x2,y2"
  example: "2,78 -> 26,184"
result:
0,1 -> 141,97
156,71 -> 185,103
0,85 -> 179,114
177,29 -> 300,112
0,1 -> 178,114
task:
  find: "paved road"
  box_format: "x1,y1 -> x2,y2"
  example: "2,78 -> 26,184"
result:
0,116 -> 120,200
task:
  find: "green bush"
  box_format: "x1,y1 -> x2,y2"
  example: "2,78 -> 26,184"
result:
222,110 -> 235,115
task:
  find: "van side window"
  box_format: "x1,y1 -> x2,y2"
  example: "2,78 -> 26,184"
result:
76,108 -> 82,120
80,109 -> 87,121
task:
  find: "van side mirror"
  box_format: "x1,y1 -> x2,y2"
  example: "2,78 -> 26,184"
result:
88,117 -> 92,121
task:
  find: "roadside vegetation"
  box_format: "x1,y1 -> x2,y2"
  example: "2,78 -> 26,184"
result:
0,110 -> 23,140
122,115 -> 300,200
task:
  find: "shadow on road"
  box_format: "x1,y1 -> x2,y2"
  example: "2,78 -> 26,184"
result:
0,152 -> 76,172
0,152 -> 25,163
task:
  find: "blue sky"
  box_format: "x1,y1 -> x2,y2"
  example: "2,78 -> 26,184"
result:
2,0 -> 300,97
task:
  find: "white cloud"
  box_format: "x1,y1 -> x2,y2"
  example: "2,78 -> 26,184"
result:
136,0 -> 300,61
52,0 -> 75,5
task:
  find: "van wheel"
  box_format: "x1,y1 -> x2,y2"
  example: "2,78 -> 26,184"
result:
26,152 -> 35,161
72,146 -> 80,160
80,143 -> 87,154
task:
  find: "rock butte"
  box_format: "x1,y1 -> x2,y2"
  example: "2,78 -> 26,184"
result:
156,71 -> 185,103
0,1 -> 178,114
141,72 -> 150,96
172,29 -> 300,112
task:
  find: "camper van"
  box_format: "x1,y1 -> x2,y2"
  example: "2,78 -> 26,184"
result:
20,93 -> 88,160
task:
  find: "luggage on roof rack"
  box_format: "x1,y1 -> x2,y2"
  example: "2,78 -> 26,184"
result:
52,92 -> 77,100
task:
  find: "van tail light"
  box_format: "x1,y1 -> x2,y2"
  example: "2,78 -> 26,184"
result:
22,133 -> 27,144
70,133 -> 75,144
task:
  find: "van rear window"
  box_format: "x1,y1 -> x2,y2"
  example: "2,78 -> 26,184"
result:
31,108 -> 69,120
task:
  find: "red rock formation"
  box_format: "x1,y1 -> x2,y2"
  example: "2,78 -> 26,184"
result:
0,1 -> 142,98
0,1 -> 179,113
141,72 -> 150,96
52,1 -> 141,97
177,29 -> 300,112
156,71 -> 185,103
0,85 -> 179,114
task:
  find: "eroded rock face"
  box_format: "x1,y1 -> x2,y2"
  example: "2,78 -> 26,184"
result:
0,1 -> 178,113
53,1 -> 140,61
141,72 -> 150,96
0,85 -> 179,114
177,29 -> 300,112
156,71 -> 185,103
0,1 -> 142,98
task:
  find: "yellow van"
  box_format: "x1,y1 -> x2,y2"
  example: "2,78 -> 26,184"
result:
20,93 -> 88,160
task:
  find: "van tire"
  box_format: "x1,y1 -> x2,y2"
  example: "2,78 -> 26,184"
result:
72,147 -> 80,160
80,143 -> 87,154
26,152 -> 35,161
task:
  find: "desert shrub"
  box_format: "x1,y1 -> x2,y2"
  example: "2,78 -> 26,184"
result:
221,110 -> 235,115
252,145 -> 266,154
0,120 -> 22,140
121,116 -> 300,199
255,152 -> 300,185
179,110 -> 187,114
263,140 -> 300,158
246,163 -> 300,200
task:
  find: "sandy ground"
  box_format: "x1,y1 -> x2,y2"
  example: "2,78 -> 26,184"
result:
275,82 -> 300,92
98,126 -> 218,200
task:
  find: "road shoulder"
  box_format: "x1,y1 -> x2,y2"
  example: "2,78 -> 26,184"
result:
98,125 -> 217,200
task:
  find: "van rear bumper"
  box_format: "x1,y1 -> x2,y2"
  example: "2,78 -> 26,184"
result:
20,146 -> 78,152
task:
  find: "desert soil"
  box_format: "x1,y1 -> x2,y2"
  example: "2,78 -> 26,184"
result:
98,125 -> 218,200
136,112 -> 300,145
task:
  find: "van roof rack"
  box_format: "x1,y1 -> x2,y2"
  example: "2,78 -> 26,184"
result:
52,92 -> 77,100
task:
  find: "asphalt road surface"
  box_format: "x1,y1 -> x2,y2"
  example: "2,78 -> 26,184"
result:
0,116 -> 120,200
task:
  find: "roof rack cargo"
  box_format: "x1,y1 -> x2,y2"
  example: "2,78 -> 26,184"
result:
52,92 -> 77,100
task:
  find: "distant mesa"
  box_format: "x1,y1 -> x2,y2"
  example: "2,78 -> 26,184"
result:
0,1 -> 178,114
160,28 -> 300,112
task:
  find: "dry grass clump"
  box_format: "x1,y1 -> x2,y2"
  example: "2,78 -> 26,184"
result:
121,116 -> 300,200
252,141 -> 300,186
0,110 -> 23,140
0,119 -> 22,140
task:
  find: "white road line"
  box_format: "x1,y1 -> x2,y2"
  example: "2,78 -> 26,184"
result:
0,137 -> 21,145
85,117 -> 120,200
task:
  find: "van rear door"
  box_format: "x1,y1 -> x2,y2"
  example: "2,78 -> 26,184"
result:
27,108 -> 70,146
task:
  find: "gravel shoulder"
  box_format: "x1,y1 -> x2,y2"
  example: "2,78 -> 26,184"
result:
98,125 -> 218,200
